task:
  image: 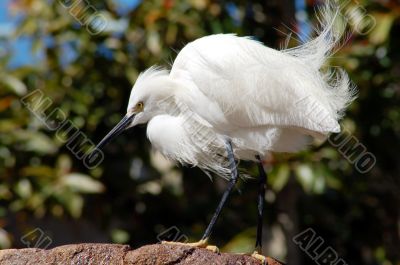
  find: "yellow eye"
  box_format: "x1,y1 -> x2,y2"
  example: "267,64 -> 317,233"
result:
136,101 -> 144,111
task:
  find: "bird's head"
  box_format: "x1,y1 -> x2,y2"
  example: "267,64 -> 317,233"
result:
91,66 -> 176,152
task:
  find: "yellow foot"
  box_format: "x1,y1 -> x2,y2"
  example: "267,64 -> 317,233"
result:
161,239 -> 219,253
251,251 -> 268,265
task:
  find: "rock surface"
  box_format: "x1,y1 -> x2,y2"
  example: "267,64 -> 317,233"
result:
0,243 -> 284,265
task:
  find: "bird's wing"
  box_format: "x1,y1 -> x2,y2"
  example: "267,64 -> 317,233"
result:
170,34 -> 341,136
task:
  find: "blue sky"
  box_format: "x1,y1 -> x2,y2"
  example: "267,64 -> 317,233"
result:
0,1 -> 11,25
0,0 -> 45,68
0,0 -> 141,69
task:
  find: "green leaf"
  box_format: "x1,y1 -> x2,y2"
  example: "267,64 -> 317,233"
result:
222,228 -> 255,253
20,165 -> 55,179
295,164 -> 314,193
66,194 -> 84,218
369,13 -> 394,45
14,130 -> 58,154
313,174 -> 326,194
14,179 -> 32,199
111,229 -> 130,244
0,229 -> 11,249
0,74 -> 27,96
62,173 -> 105,194
269,164 -> 290,192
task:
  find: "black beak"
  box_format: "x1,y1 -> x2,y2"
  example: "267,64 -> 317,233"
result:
92,114 -> 135,152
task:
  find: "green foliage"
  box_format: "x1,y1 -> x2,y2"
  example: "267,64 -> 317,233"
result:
0,0 -> 399,264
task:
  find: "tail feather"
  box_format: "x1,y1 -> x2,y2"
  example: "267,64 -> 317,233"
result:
283,2 -> 344,69
283,1 -> 357,122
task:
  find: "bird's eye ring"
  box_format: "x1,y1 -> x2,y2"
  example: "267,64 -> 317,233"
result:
136,101 -> 144,111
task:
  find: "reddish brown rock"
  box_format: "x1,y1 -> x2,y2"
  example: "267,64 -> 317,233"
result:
0,243 -> 284,265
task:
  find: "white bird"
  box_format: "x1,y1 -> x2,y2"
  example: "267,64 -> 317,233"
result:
92,2 -> 356,261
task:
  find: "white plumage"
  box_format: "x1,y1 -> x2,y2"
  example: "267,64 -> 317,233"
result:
110,2 -> 356,178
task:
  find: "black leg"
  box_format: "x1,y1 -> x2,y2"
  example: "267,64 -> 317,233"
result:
255,155 -> 267,251
201,139 -> 238,241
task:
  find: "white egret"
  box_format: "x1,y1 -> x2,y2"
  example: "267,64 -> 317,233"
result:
91,1 -> 355,262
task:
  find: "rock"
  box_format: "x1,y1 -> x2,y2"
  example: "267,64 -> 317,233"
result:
0,243 -> 284,265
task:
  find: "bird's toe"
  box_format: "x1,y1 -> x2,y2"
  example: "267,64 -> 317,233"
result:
205,244 -> 219,253
161,239 -> 219,253
251,251 -> 268,265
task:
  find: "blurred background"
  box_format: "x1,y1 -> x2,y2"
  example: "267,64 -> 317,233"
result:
0,0 -> 399,264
